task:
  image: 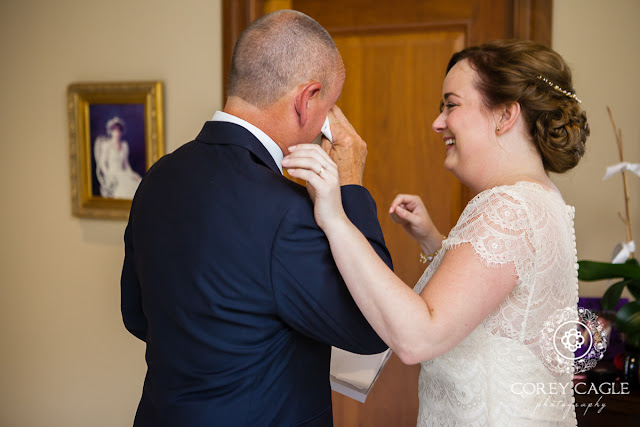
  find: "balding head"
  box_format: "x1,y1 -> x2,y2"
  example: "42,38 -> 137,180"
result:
226,10 -> 343,109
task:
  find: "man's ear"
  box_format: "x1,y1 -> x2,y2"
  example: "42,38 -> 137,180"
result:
496,102 -> 521,135
294,81 -> 322,126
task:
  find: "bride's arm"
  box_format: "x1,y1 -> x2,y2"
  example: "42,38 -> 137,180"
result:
283,144 -> 517,364
322,216 -> 515,364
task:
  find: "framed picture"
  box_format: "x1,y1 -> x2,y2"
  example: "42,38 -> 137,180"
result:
67,81 -> 164,219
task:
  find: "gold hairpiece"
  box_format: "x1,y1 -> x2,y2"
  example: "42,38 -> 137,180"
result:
536,75 -> 582,103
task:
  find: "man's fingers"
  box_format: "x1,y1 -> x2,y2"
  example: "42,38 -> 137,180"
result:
328,105 -> 357,134
331,105 -> 348,122
320,137 -> 333,154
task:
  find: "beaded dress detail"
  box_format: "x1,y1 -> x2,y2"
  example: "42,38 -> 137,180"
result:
414,182 -> 579,426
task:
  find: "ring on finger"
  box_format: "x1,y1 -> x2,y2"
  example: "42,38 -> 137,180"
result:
317,164 -> 327,177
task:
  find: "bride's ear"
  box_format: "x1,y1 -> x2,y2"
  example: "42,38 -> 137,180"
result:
495,102 -> 521,135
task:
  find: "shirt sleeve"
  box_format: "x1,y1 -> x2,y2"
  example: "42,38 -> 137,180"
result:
121,219 -> 148,342
271,185 -> 392,355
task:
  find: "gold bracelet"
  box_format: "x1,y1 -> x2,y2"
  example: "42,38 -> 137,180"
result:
420,249 -> 440,264
419,236 -> 446,264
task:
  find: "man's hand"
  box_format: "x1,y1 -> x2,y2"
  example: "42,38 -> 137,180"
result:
321,106 -> 367,186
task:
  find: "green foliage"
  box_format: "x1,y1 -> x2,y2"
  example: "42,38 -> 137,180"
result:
617,301 -> 640,349
577,258 -> 640,281
578,258 -> 640,348
601,279 -> 632,311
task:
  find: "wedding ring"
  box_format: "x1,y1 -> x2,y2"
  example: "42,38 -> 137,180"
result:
317,164 -> 327,177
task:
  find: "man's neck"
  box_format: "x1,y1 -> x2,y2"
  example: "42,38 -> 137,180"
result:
224,96 -> 293,155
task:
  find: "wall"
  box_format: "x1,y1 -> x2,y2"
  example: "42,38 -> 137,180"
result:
0,1 -> 222,426
552,0 -> 640,297
0,1 -> 638,426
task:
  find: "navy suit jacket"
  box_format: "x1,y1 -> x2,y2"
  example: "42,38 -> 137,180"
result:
121,121 -> 392,426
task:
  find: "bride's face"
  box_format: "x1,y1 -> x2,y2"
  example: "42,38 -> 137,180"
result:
432,60 -> 498,188
109,125 -> 123,140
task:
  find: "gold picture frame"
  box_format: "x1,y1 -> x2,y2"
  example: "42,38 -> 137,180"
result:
67,81 -> 164,219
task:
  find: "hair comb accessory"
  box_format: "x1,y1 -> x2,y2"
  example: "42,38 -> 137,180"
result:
536,75 -> 582,103
106,116 -> 125,131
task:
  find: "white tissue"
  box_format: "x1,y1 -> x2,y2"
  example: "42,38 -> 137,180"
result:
321,116 -> 332,143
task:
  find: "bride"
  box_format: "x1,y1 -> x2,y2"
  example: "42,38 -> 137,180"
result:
94,116 -> 142,199
283,40 -> 589,425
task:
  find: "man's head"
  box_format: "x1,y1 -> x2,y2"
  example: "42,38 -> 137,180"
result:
224,10 -> 344,151
227,9 -> 343,109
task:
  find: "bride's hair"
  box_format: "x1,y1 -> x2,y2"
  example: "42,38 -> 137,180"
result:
447,40 -> 590,174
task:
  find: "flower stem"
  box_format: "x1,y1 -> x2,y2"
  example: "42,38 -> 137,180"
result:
607,106 -> 634,255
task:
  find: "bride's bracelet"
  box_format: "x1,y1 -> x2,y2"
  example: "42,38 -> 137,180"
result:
419,235 -> 447,264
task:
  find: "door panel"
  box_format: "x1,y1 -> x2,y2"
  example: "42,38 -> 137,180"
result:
326,26 -> 464,427
222,1 -> 551,425
333,29 -> 465,284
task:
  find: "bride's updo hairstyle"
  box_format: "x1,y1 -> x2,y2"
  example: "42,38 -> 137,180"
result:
447,40 -> 589,173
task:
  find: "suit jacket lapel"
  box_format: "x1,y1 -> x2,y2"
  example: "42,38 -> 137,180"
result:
195,121 -> 281,174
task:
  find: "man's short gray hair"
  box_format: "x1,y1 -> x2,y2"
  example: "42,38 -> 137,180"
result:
227,10 -> 342,108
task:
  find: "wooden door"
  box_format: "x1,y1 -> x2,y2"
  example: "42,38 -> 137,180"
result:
223,1 -> 551,425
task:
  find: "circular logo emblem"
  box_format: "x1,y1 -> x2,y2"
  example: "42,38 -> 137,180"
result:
540,307 -> 607,374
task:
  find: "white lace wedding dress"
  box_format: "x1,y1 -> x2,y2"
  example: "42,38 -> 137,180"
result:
414,182 -> 579,426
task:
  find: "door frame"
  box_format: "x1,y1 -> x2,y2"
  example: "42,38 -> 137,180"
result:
221,0 -> 552,105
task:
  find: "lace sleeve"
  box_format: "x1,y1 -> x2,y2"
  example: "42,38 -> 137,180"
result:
445,188 -> 536,282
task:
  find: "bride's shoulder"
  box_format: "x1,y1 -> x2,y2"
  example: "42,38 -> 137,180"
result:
469,181 -> 565,211
452,183 -> 549,238
94,135 -> 110,144
454,182 -> 572,243
463,184 -> 527,216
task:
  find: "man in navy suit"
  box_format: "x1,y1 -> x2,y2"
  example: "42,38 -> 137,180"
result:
121,9 -> 391,426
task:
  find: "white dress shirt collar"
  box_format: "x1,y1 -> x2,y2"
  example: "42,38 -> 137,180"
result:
211,111 -> 283,174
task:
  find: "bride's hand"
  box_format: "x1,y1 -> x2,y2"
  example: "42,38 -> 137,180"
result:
389,194 -> 443,253
282,144 -> 348,231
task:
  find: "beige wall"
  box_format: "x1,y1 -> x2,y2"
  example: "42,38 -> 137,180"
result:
552,0 -> 640,297
0,1 -> 222,426
0,1 -> 638,426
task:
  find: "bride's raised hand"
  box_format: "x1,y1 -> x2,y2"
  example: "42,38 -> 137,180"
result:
282,144 -> 348,231
389,194 -> 443,254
